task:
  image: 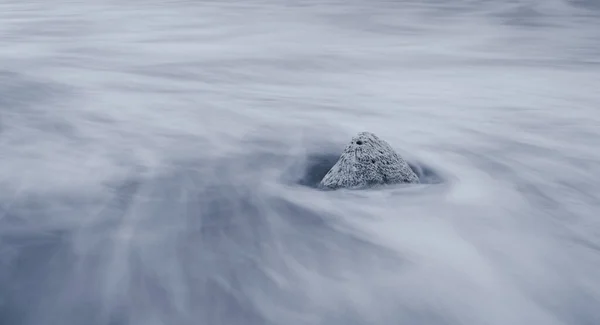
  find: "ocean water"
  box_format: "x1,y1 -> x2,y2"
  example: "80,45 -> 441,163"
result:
1,1 -> 600,324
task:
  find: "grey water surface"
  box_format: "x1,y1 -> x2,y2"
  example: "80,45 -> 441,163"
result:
1,1 -> 600,324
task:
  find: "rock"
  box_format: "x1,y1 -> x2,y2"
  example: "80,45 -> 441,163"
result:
318,132 -> 419,190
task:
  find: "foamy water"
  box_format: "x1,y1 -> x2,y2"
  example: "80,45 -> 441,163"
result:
1,1 -> 600,324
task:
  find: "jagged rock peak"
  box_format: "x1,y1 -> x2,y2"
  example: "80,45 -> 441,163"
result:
319,132 -> 419,190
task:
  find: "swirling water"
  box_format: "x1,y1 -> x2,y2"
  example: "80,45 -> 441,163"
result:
1,1 -> 600,324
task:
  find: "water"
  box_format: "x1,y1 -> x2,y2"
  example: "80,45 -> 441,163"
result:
1,1 -> 600,324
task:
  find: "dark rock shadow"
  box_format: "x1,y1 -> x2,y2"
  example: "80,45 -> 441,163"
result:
407,161 -> 445,185
294,153 -> 341,188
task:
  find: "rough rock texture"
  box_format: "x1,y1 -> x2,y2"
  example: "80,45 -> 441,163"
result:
318,132 -> 419,190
